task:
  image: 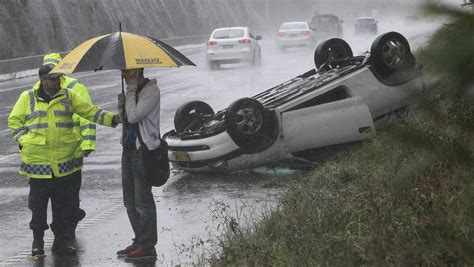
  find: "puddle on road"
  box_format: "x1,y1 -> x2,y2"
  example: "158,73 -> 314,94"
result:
151,167 -> 300,264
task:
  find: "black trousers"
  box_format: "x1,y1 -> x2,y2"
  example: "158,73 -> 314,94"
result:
28,171 -> 82,240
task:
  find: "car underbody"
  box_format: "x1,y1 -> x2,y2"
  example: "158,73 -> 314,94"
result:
165,32 -> 424,172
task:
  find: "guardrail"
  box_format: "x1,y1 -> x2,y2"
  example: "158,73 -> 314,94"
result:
0,34 -> 209,80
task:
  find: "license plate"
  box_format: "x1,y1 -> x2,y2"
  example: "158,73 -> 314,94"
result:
172,151 -> 190,161
222,45 -> 234,49
289,34 -> 297,37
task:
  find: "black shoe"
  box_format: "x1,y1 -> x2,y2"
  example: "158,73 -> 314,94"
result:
52,239 -> 77,255
31,239 -> 45,256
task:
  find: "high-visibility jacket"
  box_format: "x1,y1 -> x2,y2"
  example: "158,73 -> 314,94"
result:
32,76 -> 96,151
8,76 -> 116,179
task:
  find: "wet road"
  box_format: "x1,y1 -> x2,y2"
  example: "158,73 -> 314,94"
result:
0,20 -> 439,266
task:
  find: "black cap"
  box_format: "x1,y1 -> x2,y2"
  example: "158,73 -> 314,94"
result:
38,65 -> 62,79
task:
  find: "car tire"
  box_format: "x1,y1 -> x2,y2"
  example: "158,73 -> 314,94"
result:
252,50 -> 262,66
225,98 -> 278,153
209,61 -> 220,70
174,101 -> 214,132
314,38 -> 353,70
370,31 -> 415,77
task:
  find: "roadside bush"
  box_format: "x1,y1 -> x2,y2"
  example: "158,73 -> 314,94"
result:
208,3 -> 474,266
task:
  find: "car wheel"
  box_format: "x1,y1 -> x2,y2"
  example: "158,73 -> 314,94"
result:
370,31 -> 415,77
252,50 -> 262,66
209,61 -> 220,70
174,101 -> 214,132
314,38 -> 353,71
225,98 -> 278,153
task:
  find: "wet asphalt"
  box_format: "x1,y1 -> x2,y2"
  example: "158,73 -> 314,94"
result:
0,20 -> 439,266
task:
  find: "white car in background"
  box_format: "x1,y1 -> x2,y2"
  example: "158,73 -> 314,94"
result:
206,27 -> 262,70
277,22 -> 315,50
168,32 -> 424,172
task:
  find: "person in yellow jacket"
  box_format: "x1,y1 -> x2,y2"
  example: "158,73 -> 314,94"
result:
8,67 -> 121,257
38,53 -> 95,241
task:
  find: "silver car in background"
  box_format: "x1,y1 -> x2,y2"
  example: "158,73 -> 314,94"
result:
206,27 -> 262,70
276,22 -> 315,50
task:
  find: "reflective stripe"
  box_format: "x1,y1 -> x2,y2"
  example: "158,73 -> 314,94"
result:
93,110 -> 102,123
82,135 -> 96,141
25,111 -> 47,121
27,123 -> 48,130
21,162 -> 51,175
28,90 -> 35,112
54,110 -> 73,117
98,111 -> 106,125
13,126 -> 28,136
43,58 -> 60,65
80,124 -> 96,131
58,158 -> 83,174
13,129 -> 28,142
66,80 -> 78,90
62,89 -> 71,112
55,122 -> 80,128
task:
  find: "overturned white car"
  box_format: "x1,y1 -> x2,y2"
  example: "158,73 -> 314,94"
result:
164,32 -> 424,172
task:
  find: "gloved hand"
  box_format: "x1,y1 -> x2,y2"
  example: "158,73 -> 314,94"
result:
83,150 -> 94,157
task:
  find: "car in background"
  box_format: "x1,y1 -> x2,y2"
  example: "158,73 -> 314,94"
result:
206,27 -> 262,70
308,14 -> 343,38
166,32 -> 423,172
355,17 -> 378,35
276,22 -> 315,50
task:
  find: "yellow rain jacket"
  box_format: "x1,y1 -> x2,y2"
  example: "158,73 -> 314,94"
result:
41,53 -> 97,151
8,77 -> 116,179
32,77 -> 97,151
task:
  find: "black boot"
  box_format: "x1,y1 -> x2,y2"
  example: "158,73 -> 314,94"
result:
52,238 -> 77,255
31,239 -> 45,256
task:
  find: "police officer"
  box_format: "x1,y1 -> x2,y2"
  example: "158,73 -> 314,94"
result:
8,68 -> 121,256
39,53 -> 96,240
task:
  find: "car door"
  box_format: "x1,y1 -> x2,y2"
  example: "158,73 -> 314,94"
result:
281,91 -> 375,153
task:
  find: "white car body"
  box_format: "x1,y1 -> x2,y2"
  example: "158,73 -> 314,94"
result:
167,32 -> 424,172
206,27 -> 261,67
276,22 -> 315,48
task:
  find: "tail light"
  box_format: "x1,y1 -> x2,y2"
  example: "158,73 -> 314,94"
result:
207,40 -> 217,46
277,32 -> 284,37
303,31 -> 310,37
239,38 -> 251,44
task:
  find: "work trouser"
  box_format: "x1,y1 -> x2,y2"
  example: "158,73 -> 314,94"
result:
28,171 -> 81,240
122,146 -> 157,249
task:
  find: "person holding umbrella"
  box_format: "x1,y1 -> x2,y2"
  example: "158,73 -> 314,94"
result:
115,67 -> 160,261
48,29 -> 195,260
8,70 -> 121,257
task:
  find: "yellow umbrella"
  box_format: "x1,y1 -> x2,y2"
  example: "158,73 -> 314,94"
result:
51,31 -> 195,74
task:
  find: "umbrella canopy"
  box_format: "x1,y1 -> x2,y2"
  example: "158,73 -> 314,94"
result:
51,32 -> 195,74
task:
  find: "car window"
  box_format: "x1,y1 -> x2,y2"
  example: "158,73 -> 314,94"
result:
288,86 -> 349,111
280,23 -> 307,30
212,29 -> 244,39
318,16 -> 335,22
357,18 -> 375,24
